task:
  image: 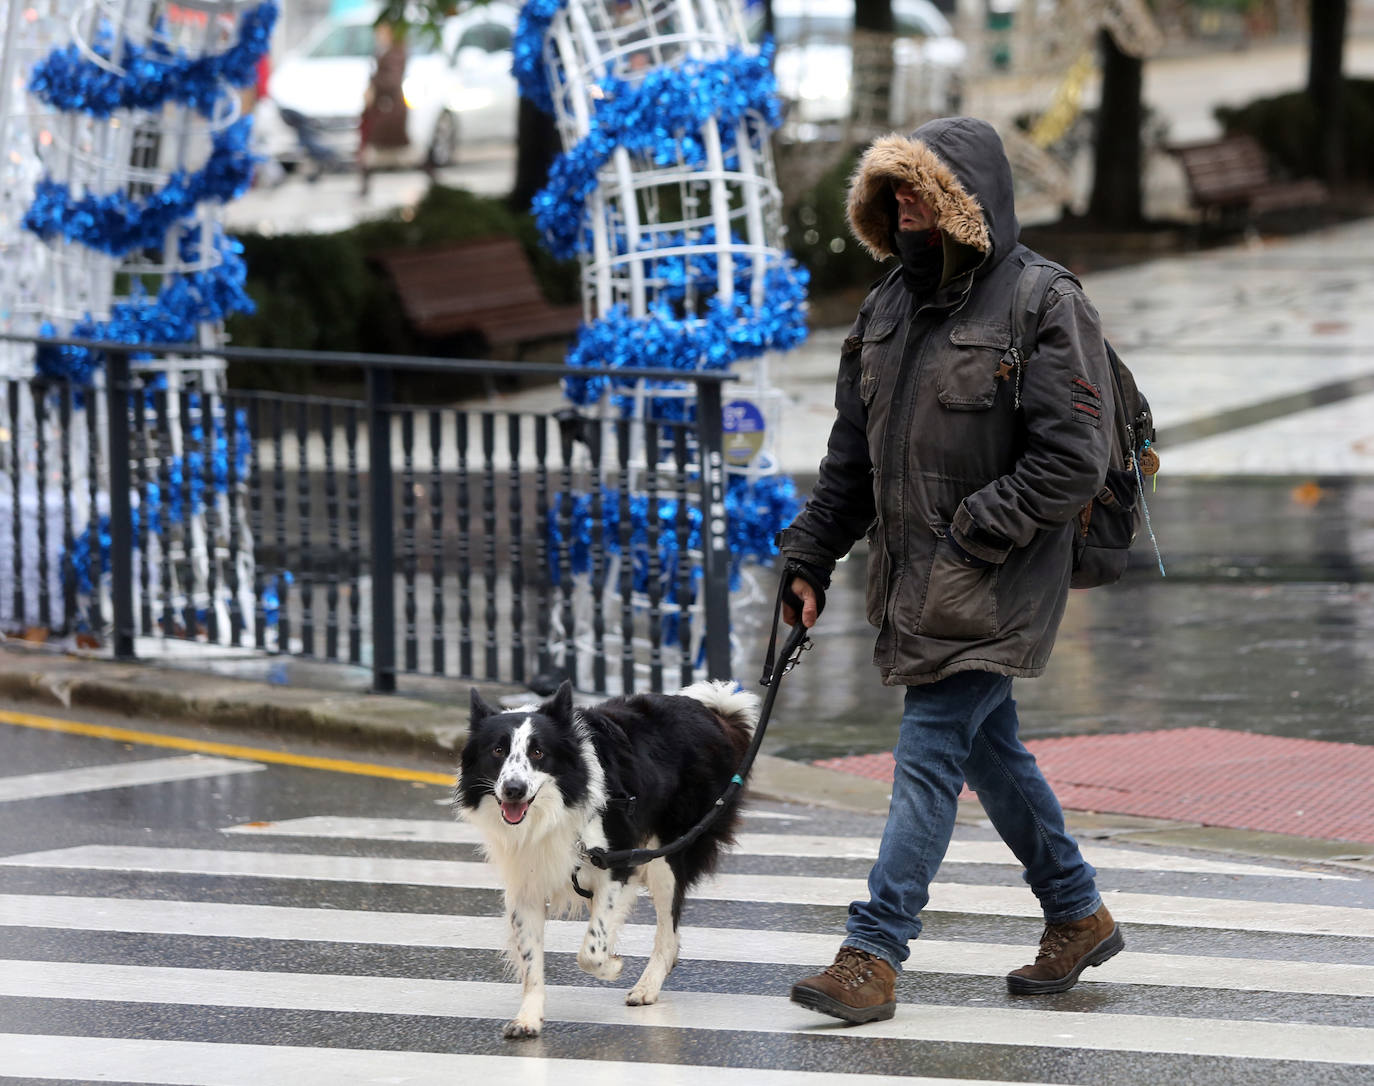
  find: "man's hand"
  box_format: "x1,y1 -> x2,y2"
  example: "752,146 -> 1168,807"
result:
782,576 -> 820,629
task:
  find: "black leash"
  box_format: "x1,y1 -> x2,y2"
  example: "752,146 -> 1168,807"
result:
581,580 -> 810,873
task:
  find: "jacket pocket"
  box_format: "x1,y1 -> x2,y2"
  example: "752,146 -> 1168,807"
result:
938,320 -> 1012,410
859,316 -> 898,406
916,528 -> 999,640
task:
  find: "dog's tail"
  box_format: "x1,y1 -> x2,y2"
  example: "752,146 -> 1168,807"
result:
677,679 -> 761,759
678,679 -> 760,731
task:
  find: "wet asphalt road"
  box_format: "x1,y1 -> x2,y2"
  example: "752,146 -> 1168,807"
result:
1,701 -> 1372,1083
742,475 -> 1374,761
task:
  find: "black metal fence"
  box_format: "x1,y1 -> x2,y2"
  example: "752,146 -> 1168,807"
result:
0,334 -> 736,696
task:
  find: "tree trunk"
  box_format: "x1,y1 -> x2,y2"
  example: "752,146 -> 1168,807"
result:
1307,0 -> 1347,183
1087,28 -> 1144,228
850,0 -> 894,133
853,0 -> 893,32
509,96 -> 561,213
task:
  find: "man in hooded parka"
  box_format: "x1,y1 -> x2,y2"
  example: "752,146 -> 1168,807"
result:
780,117 -> 1125,1024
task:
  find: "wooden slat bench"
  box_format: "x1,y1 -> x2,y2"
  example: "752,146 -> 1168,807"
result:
1168,135 -> 1328,224
372,237 -> 582,354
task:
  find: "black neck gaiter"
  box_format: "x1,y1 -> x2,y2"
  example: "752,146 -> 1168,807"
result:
894,229 -> 944,298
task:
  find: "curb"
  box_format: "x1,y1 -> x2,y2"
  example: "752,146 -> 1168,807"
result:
1,644 -> 1369,872
0,644 -> 480,760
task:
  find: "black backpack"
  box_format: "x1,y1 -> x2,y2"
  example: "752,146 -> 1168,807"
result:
1009,258 -> 1163,588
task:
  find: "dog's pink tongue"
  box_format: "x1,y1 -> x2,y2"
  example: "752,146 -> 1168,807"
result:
500,800 -> 529,825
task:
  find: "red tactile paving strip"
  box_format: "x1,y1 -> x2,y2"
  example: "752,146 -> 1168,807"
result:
814,728 -> 1374,846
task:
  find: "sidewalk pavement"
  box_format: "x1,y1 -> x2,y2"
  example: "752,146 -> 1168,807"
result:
471,216 -> 1374,480
5,219 -> 1374,870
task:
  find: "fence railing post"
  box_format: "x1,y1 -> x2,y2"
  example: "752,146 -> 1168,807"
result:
694,377 -> 731,681
368,366 -> 396,693
105,349 -> 136,659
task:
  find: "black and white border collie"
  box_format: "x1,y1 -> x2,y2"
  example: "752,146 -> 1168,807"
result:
456,678 -> 760,1038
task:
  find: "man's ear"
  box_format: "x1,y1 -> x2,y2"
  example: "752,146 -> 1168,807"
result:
469,687 -> 501,728
543,679 -> 574,723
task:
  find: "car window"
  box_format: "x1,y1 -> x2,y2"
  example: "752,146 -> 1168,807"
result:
306,25 -> 375,58
455,22 -> 513,55
409,32 -> 442,55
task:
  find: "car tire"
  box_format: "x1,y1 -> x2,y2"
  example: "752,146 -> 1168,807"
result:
428,111 -> 459,169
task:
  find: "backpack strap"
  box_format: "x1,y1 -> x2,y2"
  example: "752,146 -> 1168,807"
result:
1008,258 -> 1068,409
1008,258 -> 1135,462
1010,260 -> 1063,363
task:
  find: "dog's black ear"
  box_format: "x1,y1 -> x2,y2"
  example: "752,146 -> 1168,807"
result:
543,679 -> 574,723
469,687 -> 501,728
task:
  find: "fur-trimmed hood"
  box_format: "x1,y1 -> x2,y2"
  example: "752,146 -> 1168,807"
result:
847,117 -> 1019,265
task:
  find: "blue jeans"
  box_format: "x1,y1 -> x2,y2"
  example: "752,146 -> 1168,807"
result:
843,670 -> 1101,971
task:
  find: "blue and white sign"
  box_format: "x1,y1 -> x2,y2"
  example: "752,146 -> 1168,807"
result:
722,399 -> 766,467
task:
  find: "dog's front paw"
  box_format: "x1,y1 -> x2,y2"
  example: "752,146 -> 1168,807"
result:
594,954 -> 624,981
502,1017 -> 542,1040
577,950 -> 624,981
626,983 -> 660,1007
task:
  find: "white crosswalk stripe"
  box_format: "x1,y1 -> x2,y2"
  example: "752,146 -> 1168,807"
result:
221,815 -> 1353,879
0,756 -> 264,802
6,843 -> 1370,935
4,959 -> 1371,1064
2,757 -> 1371,1085
0,1035 -> 1076,1086
3,893 -> 1370,996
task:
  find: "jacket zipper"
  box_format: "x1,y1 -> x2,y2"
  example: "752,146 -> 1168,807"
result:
878,275 -> 976,660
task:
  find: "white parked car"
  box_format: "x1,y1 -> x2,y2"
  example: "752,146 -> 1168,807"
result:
255,1 -> 519,171
763,0 -> 967,140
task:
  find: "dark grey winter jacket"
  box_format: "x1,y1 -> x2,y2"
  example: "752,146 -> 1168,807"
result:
778,117 -> 1115,685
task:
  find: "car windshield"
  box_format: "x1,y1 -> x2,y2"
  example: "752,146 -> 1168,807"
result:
306,24 -> 374,58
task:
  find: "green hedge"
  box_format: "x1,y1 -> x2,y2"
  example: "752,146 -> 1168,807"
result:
782,147 -> 895,298
1215,79 -> 1374,184
225,185 -> 578,391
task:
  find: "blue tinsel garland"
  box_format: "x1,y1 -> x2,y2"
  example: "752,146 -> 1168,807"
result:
532,45 -> 780,260
23,117 -> 257,255
35,232 -> 255,384
34,2 -> 268,612
29,3 -> 277,118
548,473 -> 799,596
512,0 -> 564,114
66,397 -> 251,600
516,2 -> 809,619
140,397 -> 252,530
562,260 -> 810,408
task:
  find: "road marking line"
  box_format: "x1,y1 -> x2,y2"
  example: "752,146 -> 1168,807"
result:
2,962 -> 1369,1063
3,845 -> 1370,937
0,709 -> 452,786
222,816 -> 1349,880
0,756 -> 263,802
0,1035 -> 1066,1086
2,893 -> 1368,996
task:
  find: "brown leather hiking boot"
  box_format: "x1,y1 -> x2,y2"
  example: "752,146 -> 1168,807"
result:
1006,902 -> 1124,994
790,945 -> 897,1024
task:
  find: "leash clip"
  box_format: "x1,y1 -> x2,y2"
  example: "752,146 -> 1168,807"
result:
583,845 -> 610,870
775,630 -> 811,679
760,621 -> 810,688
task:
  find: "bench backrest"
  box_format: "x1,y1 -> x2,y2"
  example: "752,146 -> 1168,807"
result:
1171,135 -> 1273,201
373,237 -> 548,331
